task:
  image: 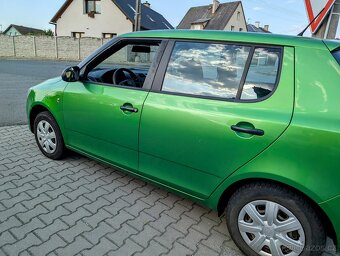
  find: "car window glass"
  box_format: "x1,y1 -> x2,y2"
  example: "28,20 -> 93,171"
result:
162,42 -> 251,99
98,44 -> 159,68
241,47 -> 280,100
86,42 -> 160,88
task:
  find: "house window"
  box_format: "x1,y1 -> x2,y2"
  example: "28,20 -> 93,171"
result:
72,32 -> 85,38
85,0 -> 101,14
237,11 -> 241,20
231,26 -> 235,31
102,33 -> 117,39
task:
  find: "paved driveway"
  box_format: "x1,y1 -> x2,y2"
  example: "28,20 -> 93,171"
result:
0,59 -> 77,127
0,125 -> 244,256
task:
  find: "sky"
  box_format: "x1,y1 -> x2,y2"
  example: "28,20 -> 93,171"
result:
0,0 -> 313,36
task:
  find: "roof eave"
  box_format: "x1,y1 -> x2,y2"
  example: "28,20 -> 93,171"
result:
50,0 -> 73,23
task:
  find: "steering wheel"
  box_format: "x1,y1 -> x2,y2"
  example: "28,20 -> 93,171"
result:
113,68 -> 138,87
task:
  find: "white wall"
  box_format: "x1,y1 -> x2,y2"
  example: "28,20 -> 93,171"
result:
224,4 -> 247,32
56,0 -> 133,38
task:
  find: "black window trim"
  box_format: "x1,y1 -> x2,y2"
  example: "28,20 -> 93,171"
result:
77,38 -> 168,92
151,38 -> 284,104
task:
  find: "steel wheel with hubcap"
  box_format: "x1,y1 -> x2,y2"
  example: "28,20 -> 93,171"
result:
238,200 -> 305,256
34,111 -> 65,160
226,182 -> 326,256
36,120 -> 57,154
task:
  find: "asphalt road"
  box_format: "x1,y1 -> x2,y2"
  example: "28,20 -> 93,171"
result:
0,59 -> 78,127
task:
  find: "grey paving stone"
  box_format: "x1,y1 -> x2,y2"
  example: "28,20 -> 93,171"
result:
0,125 -> 251,256
127,212 -> 156,232
149,213 -> 177,233
11,217 -> 46,240
105,210 -> 135,229
130,224 -> 161,247
16,205 -> 49,224
106,238 -> 143,256
201,229 -> 231,252
0,203 -> 27,222
165,241 -> 194,256
55,236 -> 92,256
34,219 -> 69,242
39,205 -> 71,225
154,226 -> 185,249
2,233 -> 42,256
82,237 -> 117,256
0,230 -> 17,248
64,207 -> 94,227
144,201 -> 170,218
83,221 -> 116,244
105,223 -> 139,247
194,244 -> 219,256
29,234 -> 67,256
57,220 -> 92,243
134,240 -> 168,256
178,227 -> 207,252
170,214 -> 198,235
123,199 -> 150,217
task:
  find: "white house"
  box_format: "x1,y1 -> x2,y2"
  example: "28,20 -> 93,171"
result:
178,0 -> 247,32
50,0 -> 173,38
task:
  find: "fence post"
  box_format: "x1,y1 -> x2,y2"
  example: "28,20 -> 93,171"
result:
78,37 -> 81,60
33,36 -> 37,57
55,36 -> 58,59
12,36 -> 16,57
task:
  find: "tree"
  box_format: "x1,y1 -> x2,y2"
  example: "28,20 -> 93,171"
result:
44,29 -> 54,36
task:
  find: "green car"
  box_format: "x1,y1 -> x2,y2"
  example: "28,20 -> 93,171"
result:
27,30 -> 340,256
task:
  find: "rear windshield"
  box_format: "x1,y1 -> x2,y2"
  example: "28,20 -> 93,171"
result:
332,48 -> 340,65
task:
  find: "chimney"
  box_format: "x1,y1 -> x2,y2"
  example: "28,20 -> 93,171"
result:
264,25 -> 269,31
212,0 -> 220,14
143,1 -> 151,8
255,21 -> 260,28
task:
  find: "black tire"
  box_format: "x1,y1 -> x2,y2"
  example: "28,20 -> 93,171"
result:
226,182 -> 326,256
34,111 -> 66,160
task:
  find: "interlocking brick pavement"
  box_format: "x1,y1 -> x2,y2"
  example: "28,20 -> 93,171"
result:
0,125 -> 338,256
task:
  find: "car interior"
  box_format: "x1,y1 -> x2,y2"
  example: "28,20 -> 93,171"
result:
85,41 -> 160,88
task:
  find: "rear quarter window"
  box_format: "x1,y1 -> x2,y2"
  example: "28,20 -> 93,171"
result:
332,49 -> 340,65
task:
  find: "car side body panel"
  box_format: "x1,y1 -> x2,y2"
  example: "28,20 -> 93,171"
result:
27,78 -> 67,136
139,46 -> 294,199
207,43 -> 340,250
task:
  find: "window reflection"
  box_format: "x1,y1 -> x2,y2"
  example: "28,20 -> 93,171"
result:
241,48 -> 280,100
162,42 -> 251,99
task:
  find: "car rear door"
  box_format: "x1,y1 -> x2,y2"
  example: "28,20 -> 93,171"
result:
138,40 -> 295,199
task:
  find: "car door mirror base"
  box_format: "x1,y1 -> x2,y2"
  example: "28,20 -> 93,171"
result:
62,66 -> 80,82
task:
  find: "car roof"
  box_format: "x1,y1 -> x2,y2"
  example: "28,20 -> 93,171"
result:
120,30 -> 328,50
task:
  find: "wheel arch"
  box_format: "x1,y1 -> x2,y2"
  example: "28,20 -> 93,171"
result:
29,104 -> 54,133
216,178 -> 337,247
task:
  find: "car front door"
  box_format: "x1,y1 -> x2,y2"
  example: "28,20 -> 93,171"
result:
63,39 -> 163,171
139,40 -> 294,199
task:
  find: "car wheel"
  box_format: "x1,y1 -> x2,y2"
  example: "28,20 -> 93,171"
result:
226,182 -> 326,256
34,111 -> 65,160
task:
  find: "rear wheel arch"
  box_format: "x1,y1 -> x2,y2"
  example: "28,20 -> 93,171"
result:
217,178 -> 337,247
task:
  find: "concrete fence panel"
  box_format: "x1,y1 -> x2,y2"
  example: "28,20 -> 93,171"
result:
14,36 -> 35,58
57,37 -> 79,60
0,35 -> 15,57
80,37 -> 102,60
0,35 -> 113,61
35,36 -> 57,59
